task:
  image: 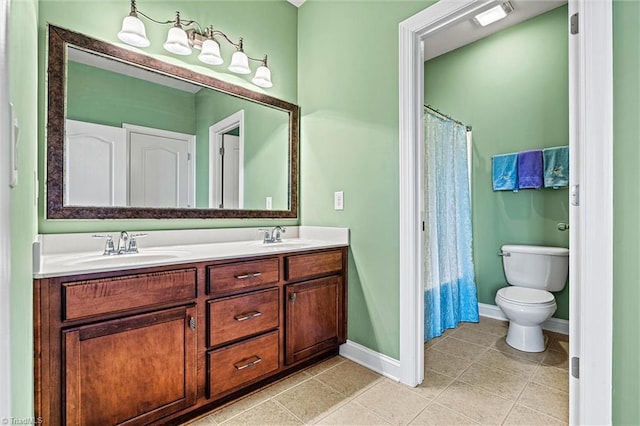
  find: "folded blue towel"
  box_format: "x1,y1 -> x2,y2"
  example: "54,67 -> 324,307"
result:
543,146 -> 569,188
517,149 -> 543,189
492,153 -> 518,191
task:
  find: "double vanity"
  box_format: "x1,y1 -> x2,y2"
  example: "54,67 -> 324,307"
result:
33,227 -> 349,425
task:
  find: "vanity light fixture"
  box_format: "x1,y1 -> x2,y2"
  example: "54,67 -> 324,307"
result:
117,0 -> 273,88
473,1 -> 514,27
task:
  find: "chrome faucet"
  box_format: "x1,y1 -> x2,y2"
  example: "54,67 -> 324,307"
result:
93,231 -> 147,255
257,226 -> 286,244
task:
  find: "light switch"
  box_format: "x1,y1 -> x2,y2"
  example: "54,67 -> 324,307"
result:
266,196 -> 272,210
334,191 -> 344,210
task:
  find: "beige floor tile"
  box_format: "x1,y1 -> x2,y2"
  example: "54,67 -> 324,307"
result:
459,363 -> 528,400
409,368 -> 455,400
517,382 -> 569,421
531,365 -> 569,393
492,337 -> 548,363
430,337 -> 487,361
461,318 -> 508,337
475,349 -> 538,377
450,327 -> 503,347
542,349 -> 569,370
305,356 -> 347,376
274,378 -> 346,423
409,402 -> 480,425
503,404 -> 566,425
220,400 -> 302,425
424,348 -> 472,378
424,335 -> 445,350
435,380 -> 513,425
261,371 -> 312,398
208,391 -> 270,424
187,414 -> 217,425
547,337 -> 569,354
315,400 -> 390,425
355,379 -> 430,425
315,359 -> 382,397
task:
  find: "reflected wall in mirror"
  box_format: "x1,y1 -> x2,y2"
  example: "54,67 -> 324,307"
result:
48,25 -> 298,219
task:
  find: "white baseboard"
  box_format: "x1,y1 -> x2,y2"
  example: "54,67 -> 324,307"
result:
339,340 -> 401,382
479,303 -> 569,335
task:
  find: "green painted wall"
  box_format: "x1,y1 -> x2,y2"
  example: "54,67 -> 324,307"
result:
38,0 -> 298,233
194,89 -> 289,210
9,0 -> 38,417
424,6 -> 570,319
67,61 -> 197,134
298,1 -> 429,359
612,0 -> 640,423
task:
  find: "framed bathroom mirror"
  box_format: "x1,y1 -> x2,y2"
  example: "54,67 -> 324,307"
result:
46,25 -> 299,219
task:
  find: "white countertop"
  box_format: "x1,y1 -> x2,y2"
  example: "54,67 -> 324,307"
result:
33,226 -> 349,278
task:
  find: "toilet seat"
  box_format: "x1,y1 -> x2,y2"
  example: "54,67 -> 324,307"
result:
496,287 -> 555,306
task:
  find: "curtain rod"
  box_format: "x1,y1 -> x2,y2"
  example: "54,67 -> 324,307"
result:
424,104 -> 472,131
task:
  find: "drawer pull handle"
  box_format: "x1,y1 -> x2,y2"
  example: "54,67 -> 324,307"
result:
235,272 -> 262,280
234,311 -> 263,322
234,356 -> 262,370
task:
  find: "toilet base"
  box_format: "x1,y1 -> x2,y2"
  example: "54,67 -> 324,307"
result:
505,322 -> 546,352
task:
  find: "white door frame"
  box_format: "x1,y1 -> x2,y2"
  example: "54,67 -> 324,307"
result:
208,110 -> 245,209
123,123 -> 196,208
0,0 -> 11,417
398,1 -> 613,424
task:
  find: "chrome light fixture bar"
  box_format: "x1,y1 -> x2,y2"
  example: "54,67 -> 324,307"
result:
117,0 -> 273,88
473,1 -> 514,27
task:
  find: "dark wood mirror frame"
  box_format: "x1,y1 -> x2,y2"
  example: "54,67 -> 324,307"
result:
47,25 -> 299,220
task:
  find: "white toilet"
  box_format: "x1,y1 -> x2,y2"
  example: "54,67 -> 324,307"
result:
495,244 -> 569,352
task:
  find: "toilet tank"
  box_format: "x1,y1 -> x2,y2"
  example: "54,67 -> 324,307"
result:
501,245 -> 569,292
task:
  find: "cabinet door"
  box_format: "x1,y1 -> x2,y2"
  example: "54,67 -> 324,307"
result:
285,276 -> 343,364
63,305 -> 197,426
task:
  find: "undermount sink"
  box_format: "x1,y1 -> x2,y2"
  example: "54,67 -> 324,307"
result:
247,240 -> 314,250
58,250 -> 190,268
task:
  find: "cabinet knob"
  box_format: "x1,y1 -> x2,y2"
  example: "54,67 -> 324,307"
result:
189,316 -> 196,331
289,293 -> 297,304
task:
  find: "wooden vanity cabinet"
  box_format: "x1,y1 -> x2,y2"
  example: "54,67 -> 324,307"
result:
35,246 -> 347,426
284,250 -> 346,364
63,305 -> 197,426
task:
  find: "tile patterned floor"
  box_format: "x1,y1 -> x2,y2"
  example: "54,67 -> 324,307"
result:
187,318 -> 569,425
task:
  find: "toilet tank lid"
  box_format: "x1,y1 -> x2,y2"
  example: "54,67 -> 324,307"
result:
501,245 -> 569,256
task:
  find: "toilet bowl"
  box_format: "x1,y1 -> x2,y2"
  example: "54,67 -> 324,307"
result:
496,245 -> 568,353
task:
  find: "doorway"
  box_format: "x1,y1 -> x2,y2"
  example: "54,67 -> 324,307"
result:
398,0 -> 613,424
209,110 -> 245,209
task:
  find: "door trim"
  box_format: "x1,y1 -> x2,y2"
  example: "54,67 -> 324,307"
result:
0,0 -> 11,417
398,1 -> 613,423
208,110 -> 245,209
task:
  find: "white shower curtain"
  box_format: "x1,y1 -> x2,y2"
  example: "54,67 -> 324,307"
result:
424,110 -> 479,341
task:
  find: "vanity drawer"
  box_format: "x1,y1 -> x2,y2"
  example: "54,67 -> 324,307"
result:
207,258 -> 279,295
285,250 -> 343,281
208,331 -> 279,397
62,269 -> 197,321
207,288 -> 279,347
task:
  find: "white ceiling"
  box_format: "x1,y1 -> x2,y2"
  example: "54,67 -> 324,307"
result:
68,46 -> 202,94
286,0 -> 305,7
423,0 -> 566,61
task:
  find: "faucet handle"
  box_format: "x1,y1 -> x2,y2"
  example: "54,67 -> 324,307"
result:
128,233 -> 147,253
257,228 -> 271,243
93,234 -> 115,256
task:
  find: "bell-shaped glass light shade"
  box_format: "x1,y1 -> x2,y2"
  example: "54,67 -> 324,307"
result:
163,26 -> 192,56
198,39 -> 223,65
228,51 -> 251,74
117,15 -> 150,48
251,65 -> 273,88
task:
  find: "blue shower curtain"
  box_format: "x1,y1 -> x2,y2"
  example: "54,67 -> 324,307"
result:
424,110 -> 479,341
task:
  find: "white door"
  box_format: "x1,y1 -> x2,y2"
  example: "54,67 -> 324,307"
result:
64,119 -> 126,206
221,134 -> 240,209
127,125 -> 195,208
